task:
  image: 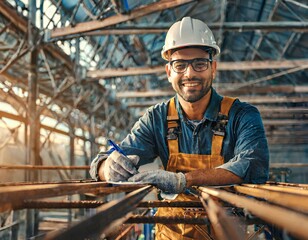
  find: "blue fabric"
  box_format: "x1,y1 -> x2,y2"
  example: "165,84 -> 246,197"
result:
91,88 -> 269,183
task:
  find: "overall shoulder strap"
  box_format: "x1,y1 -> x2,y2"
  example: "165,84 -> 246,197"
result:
211,96 -> 236,156
167,97 -> 179,154
220,96 -> 236,116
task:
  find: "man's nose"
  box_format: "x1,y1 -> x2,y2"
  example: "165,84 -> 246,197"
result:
184,63 -> 196,77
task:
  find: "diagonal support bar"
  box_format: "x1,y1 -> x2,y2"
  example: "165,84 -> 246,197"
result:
45,185 -> 153,240
50,0 -> 196,38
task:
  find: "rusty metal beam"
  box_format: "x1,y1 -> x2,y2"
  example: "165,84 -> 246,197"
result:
266,182 -> 308,188
87,60 -> 308,78
48,21 -> 308,41
198,186 -> 308,240
49,0 -> 196,38
0,165 -> 89,170
232,185 -> 308,213
126,96 -> 308,108
116,85 -> 308,98
242,183 -> 308,196
0,1 -> 28,33
0,110 -> 90,142
199,193 -> 242,240
44,185 -> 153,240
22,200 -> 203,209
87,66 -> 164,78
0,181 -> 147,212
0,1 -> 72,70
0,181 -> 103,212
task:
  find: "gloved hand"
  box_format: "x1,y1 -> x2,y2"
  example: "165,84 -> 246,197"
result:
104,150 -> 139,182
128,170 -> 186,194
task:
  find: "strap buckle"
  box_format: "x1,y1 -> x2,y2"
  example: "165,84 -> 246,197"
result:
167,127 -> 179,140
212,113 -> 229,137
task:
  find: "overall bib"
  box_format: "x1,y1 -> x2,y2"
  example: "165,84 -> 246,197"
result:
155,96 -> 235,240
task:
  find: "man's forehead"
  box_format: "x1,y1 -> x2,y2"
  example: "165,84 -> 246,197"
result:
170,47 -> 210,59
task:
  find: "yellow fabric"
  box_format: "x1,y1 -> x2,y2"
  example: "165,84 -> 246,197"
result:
155,96 -> 235,240
167,97 -> 180,155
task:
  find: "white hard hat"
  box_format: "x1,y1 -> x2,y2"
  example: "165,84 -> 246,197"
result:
161,17 -> 220,60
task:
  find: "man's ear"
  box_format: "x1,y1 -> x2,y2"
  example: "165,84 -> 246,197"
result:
165,63 -> 172,83
211,61 -> 217,80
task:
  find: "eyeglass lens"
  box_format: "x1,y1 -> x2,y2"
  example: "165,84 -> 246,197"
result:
171,58 -> 210,73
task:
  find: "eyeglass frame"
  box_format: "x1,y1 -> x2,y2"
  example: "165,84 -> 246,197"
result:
169,58 -> 213,73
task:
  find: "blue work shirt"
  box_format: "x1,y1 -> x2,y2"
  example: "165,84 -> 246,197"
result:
90,88 -> 269,183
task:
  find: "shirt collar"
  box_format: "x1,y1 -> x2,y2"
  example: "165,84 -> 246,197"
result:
175,87 -> 223,122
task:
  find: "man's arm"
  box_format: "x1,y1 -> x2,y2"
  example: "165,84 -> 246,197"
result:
217,104 -> 269,184
185,168 -> 243,187
129,168 -> 242,194
90,107 -> 160,181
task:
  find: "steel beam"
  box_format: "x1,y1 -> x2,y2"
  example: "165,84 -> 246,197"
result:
242,183 -> 308,196
0,110 -> 92,142
44,185 -> 153,240
0,181 -> 147,212
232,185 -> 308,213
48,21 -> 308,40
27,0 -> 40,182
199,193 -> 242,240
116,85 -> 308,98
87,59 -> 308,78
198,186 -> 308,240
49,0 -> 196,39
0,165 -> 89,170
125,96 -> 308,108
22,200 -> 203,209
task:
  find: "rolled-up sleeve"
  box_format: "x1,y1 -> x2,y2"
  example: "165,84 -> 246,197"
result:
217,105 -> 269,183
120,107 -> 160,166
89,107 -> 160,181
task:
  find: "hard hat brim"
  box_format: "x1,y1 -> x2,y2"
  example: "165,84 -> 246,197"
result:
161,44 -> 220,61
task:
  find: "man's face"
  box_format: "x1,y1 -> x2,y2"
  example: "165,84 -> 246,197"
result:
166,48 -> 216,103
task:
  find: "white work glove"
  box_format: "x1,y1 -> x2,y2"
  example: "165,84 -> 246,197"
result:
104,151 -> 139,182
128,170 -> 186,194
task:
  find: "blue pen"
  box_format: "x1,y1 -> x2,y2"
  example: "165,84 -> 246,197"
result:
107,139 -> 127,156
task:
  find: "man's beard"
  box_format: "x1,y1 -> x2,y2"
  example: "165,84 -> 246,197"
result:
177,77 -> 212,103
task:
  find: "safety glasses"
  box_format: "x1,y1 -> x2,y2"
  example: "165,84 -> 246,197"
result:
169,58 -> 212,73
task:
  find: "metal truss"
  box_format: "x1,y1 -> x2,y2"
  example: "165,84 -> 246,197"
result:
0,0 -> 139,182
0,0 -> 307,150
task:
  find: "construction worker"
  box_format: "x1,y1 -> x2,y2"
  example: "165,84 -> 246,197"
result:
90,17 -> 269,239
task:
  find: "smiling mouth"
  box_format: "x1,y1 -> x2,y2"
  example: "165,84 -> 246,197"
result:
182,82 -> 200,87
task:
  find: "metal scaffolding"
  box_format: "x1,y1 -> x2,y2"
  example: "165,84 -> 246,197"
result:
0,1 -> 307,238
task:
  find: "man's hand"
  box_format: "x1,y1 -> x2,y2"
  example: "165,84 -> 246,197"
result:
128,170 -> 186,194
103,151 -> 139,182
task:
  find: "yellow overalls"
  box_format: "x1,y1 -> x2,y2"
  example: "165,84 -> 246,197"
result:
155,96 -> 236,240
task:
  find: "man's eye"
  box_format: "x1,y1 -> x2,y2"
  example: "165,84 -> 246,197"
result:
174,62 -> 186,70
194,61 -> 206,68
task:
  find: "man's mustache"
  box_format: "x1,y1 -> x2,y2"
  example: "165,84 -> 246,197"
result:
180,77 -> 203,84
